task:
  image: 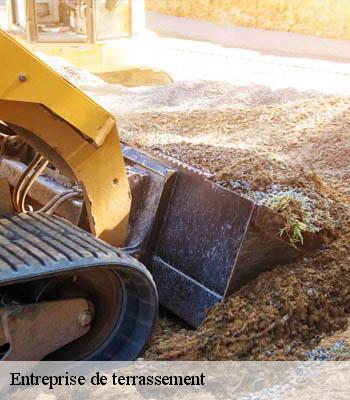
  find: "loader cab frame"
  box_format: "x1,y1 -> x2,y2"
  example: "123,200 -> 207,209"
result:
9,0 -> 132,44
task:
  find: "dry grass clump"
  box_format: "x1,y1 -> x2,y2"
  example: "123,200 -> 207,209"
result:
267,193 -> 335,246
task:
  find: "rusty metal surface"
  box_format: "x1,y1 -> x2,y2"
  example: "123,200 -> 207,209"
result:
155,172 -> 254,295
148,156 -> 255,326
0,299 -> 91,361
120,145 -> 254,325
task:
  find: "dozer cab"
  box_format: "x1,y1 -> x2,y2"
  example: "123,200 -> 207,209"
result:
1,0 -> 169,85
0,29 -> 319,360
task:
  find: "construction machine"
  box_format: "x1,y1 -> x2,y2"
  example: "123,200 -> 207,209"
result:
1,0 -> 169,85
0,29 -> 320,361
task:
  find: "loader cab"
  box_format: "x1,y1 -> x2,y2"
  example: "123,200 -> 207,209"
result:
9,0 -> 132,44
4,0 -> 169,84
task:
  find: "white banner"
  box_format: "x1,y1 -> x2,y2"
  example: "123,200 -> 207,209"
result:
0,361 -> 348,399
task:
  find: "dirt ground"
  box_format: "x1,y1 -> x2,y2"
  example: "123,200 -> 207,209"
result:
139,90 -> 350,361
44,56 -> 350,361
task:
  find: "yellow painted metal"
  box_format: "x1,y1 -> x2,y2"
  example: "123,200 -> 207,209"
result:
0,30 -> 113,146
0,30 -> 131,246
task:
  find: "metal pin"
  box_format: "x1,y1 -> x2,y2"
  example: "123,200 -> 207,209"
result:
18,73 -> 27,82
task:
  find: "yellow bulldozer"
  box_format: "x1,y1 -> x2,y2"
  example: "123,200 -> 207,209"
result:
0,27 -> 311,361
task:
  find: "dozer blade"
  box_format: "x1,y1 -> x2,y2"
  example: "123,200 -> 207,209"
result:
0,213 -> 157,361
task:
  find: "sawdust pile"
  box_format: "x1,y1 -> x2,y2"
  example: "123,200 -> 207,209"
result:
43,55 -> 350,360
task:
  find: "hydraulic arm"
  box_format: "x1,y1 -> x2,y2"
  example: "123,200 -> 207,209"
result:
0,30 -> 130,246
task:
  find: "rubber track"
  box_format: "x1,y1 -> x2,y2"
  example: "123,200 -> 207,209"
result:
0,212 -> 148,285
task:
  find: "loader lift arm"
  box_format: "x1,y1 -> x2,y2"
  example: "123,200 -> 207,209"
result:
0,29 -> 131,246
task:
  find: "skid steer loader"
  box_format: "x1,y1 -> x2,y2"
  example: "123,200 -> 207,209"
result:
0,30 -> 320,361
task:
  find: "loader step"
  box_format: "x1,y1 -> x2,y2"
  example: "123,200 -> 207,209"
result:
0,213 -> 158,361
